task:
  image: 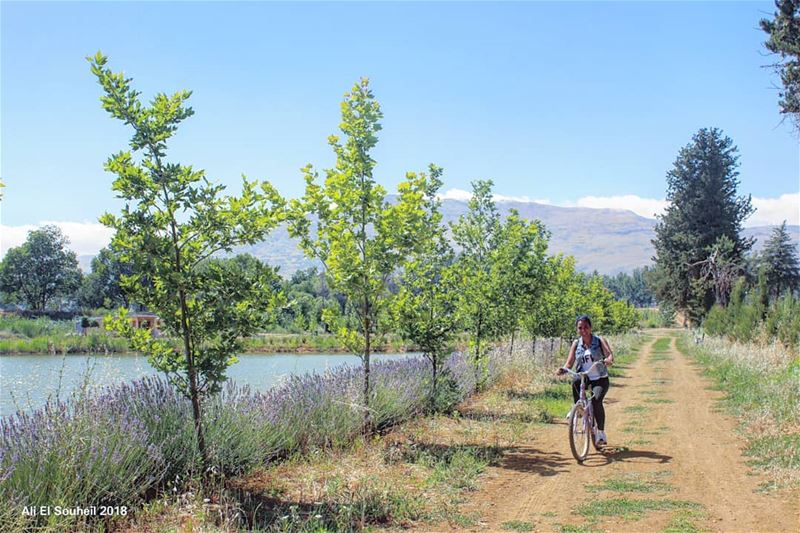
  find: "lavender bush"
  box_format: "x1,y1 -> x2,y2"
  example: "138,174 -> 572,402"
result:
0,341 -> 537,530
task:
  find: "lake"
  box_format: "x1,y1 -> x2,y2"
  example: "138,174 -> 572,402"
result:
0,352 -> 418,416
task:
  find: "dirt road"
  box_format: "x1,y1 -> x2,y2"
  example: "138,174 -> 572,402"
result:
428,331 -> 799,532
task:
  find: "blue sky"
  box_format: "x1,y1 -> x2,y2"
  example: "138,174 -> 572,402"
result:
1,1 -> 798,255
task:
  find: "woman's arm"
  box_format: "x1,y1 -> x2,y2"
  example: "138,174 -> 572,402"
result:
557,340 -> 578,374
600,336 -> 614,366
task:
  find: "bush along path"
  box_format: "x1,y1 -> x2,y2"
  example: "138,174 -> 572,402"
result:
418,330 -> 799,533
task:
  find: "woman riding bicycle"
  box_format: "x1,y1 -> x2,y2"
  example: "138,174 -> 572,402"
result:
557,315 -> 614,445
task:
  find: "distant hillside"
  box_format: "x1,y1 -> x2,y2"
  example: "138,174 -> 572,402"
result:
238,199 -> 800,277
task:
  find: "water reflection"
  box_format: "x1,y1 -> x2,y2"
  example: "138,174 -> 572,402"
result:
0,352 -> 417,416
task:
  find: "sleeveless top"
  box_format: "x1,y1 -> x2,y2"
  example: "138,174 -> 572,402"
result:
576,334 -> 608,380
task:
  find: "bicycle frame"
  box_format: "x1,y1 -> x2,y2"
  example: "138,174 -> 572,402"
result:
571,370 -> 595,437
562,361 -> 602,462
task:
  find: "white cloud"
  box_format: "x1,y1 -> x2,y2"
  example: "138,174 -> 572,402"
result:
1,221 -> 113,258
748,193 -> 799,227
437,188 -> 472,201
573,195 -> 669,219
438,188 -> 551,204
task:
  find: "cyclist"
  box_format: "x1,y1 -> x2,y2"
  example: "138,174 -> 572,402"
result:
557,315 -> 614,445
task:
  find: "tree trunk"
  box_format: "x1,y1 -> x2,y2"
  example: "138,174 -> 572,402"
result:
181,289 -> 208,471
509,329 -> 516,355
363,313 -> 371,431
431,357 -> 438,411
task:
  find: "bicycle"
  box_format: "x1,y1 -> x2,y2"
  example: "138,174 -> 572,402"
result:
559,361 -> 604,463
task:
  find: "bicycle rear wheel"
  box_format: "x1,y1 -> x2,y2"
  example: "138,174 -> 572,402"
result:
569,403 -> 590,462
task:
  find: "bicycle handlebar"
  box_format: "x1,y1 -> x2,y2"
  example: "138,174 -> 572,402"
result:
559,361 -> 603,378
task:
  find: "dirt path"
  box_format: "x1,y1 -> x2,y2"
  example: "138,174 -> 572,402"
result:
420,331 -> 799,532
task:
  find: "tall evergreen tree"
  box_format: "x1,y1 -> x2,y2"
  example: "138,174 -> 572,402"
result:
651,128 -> 754,322
761,0 -> 800,130
760,221 -> 800,299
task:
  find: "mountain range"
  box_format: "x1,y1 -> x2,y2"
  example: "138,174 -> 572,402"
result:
233,199 -> 799,277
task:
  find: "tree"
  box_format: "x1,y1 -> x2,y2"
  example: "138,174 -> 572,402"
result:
451,180 -> 503,385
392,166 -> 460,409
691,235 -> 745,308
79,245 -> 133,309
603,267 -> 656,307
89,53 -> 285,469
0,225 -> 82,310
492,209 -> 549,353
651,128 -> 754,323
450,181 -> 548,385
760,220 -> 800,299
761,0 -> 800,130
288,78 -> 435,428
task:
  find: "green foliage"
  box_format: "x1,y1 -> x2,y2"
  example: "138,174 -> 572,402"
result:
392,166 -> 461,409
576,498 -> 702,520
0,225 -> 82,310
276,268 -> 343,334
759,221 -> 800,300
451,180 -> 549,386
287,78 -> 436,424
89,52 -> 285,466
651,128 -> 753,322
761,0 -> 800,129
703,277 -> 800,347
603,266 -> 656,307
78,245 -> 133,310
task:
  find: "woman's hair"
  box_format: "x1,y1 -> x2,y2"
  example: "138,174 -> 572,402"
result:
575,314 -> 592,327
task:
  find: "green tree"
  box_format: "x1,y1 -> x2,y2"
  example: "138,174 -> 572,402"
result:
392,166 -> 460,409
493,209 -> 549,353
89,53 -> 285,469
603,266 -> 656,307
651,128 -> 754,323
288,78 -> 435,428
761,0 -> 800,129
451,180 -> 503,385
79,245 -> 133,309
760,220 -> 800,299
0,225 -> 82,310
524,255 -> 578,348
450,181 -> 548,384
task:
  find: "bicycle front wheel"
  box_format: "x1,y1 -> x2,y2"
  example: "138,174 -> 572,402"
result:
569,403 -> 590,462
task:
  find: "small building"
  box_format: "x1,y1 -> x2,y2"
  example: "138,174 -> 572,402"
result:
75,312 -> 162,336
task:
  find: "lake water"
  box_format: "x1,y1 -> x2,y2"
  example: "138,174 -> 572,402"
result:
0,352 -> 418,416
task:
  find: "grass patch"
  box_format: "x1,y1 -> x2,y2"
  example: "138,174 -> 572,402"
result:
450,512 -> 480,527
652,338 -> 672,351
662,509 -> 708,533
502,520 -> 535,531
643,398 -> 675,404
426,447 -> 499,490
585,473 -> 672,493
576,498 -> 702,520
626,439 -> 653,445
526,384 -> 573,423
745,434 -> 800,470
556,523 -> 599,533
624,405 -> 647,414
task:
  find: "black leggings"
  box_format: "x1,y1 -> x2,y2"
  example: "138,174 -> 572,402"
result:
572,376 -> 610,430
